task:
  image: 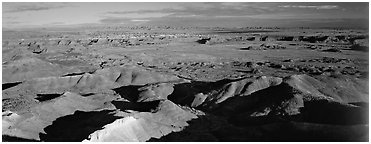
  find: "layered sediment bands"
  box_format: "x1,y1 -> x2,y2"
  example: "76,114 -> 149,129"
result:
193,33 -> 368,47
84,100 -> 200,142
4,30 -> 367,50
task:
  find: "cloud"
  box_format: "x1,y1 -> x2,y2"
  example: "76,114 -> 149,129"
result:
48,22 -> 66,25
107,3 -> 281,18
3,2 -> 71,13
3,21 -> 21,24
278,5 -> 339,10
108,8 -> 174,15
130,19 -> 150,22
100,17 -> 130,24
173,14 -> 200,18
100,17 -> 151,24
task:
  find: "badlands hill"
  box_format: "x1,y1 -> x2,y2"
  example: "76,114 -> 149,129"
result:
2,26 -> 368,141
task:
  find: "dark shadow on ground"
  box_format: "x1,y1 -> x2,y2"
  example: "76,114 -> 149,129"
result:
152,78 -> 369,142
111,100 -> 161,112
2,135 -> 40,142
299,100 -> 369,125
112,85 -> 143,102
2,82 -> 22,90
111,84 -> 163,112
35,93 -> 64,102
196,38 -> 211,44
149,109 -> 369,142
39,110 -> 121,142
350,44 -> 368,52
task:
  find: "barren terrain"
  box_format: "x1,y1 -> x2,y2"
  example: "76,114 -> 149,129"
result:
2,26 -> 369,141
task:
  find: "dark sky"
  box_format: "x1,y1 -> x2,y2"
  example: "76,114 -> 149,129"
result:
3,2 -> 369,28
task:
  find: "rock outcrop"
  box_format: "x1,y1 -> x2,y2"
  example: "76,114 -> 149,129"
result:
84,100 -> 200,142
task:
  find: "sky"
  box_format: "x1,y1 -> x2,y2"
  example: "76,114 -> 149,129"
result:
2,2 -> 369,28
